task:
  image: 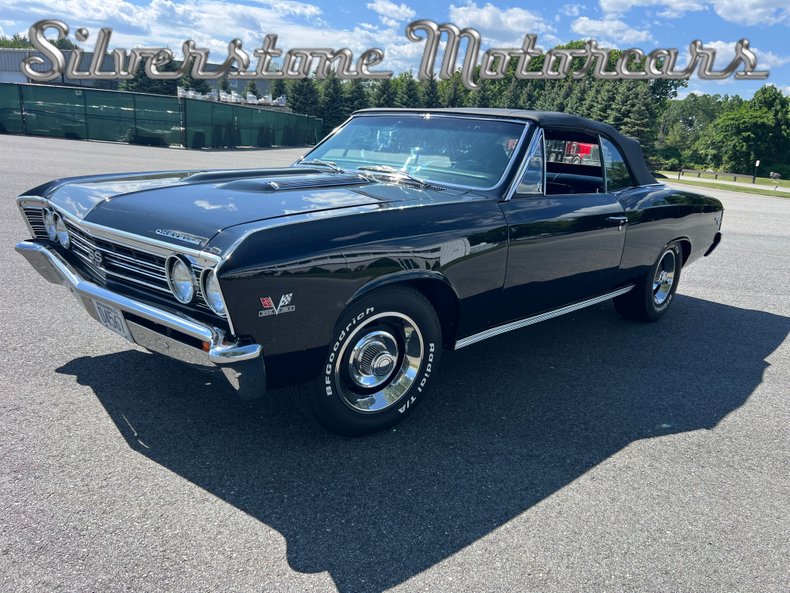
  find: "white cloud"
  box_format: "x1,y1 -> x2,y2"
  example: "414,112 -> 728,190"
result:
561,4 -> 583,17
702,40 -> 789,70
571,16 -> 652,45
447,2 -> 555,45
599,0 -> 706,17
597,0 -> 789,25
0,0 -> 430,71
709,0 -> 790,25
366,0 -> 416,22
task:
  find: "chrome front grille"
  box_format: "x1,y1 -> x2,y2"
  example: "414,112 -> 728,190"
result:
23,206 -> 212,312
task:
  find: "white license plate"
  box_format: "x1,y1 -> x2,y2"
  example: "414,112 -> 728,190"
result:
92,300 -> 133,342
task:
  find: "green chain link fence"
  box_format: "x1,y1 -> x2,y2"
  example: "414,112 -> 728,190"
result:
0,82 -> 322,148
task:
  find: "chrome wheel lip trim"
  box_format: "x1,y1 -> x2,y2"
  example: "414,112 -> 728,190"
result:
652,249 -> 676,306
334,312 -> 424,414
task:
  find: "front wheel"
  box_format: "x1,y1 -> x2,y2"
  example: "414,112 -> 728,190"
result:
615,241 -> 683,321
301,287 -> 442,436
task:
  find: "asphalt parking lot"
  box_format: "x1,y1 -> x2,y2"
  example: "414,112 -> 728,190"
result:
1,135 -> 788,593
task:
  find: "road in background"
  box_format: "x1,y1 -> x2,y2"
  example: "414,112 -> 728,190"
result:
1,136 -> 788,593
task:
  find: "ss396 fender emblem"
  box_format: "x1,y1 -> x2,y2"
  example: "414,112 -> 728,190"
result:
258,293 -> 295,317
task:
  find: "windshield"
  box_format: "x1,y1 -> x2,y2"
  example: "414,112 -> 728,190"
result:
301,114 -> 528,189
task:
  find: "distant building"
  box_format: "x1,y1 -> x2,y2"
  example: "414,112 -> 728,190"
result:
0,49 -> 278,99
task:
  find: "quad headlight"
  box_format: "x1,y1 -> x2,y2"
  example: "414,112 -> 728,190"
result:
201,269 -> 227,317
43,208 -> 58,242
54,214 -> 70,249
166,256 -> 196,303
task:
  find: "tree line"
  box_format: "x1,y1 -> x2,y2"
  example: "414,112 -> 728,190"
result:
3,33 -> 788,176
286,68 -> 789,178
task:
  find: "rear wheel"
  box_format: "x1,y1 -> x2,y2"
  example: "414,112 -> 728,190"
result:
615,241 -> 683,321
300,287 -> 442,436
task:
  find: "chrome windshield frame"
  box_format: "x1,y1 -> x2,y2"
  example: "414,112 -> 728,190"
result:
298,112 -> 532,193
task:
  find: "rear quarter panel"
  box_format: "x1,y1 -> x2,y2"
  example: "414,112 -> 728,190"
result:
615,184 -> 723,284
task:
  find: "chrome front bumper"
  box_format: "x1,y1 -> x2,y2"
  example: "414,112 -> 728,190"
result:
15,241 -> 266,399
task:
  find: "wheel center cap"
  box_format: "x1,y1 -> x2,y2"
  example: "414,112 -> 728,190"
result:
348,330 -> 400,389
372,353 -> 395,376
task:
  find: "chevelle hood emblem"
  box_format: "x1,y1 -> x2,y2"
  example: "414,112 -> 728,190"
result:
155,229 -> 207,246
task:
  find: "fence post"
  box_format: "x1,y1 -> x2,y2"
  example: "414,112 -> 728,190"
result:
132,93 -> 138,143
17,83 -> 27,135
180,97 -> 186,148
83,88 -> 89,140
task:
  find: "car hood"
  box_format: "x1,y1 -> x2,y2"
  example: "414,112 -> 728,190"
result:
31,167 -> 438,249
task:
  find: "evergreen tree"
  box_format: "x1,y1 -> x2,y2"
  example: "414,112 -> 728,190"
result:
498,79 -> 522,108
345,79 -> 370,115
420,73 -> 441,108
288,77 -> 320,116
179,68 -> 211,94
395,73 -> 421,108
619,83 -> 655,148
589,80 -> 618,124
372,79 -> 396,107
579,80 -> 602,119
219,73 -> 230,93
243,80 -> 260,98
440,71 -> 467,107
0,33 -> 79,49
467,78 -> 493,107
271,79 -> 287,100
319,71 -> 346,134
607,81 -> 632,129
120,59 -> 179,95
564,81 -> 586,116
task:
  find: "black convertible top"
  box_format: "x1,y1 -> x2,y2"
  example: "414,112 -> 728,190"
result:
354,108 -> 657,187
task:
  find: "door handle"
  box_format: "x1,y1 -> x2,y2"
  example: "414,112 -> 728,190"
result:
607,216 -> 628,230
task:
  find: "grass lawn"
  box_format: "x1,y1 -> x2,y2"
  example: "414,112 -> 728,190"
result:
658,170 -> 790,190
662,177 -> 790,198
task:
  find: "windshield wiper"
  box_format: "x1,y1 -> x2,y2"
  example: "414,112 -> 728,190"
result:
357,165 -> 432,188
296,159 -> 344,173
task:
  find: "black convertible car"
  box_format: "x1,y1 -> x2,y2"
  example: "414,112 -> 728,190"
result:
15,109 -> 723,435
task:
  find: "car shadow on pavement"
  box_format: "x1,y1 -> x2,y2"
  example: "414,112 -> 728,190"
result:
56,295 -> 789,593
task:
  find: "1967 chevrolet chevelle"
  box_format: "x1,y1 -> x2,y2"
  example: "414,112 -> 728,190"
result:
15,109 -> 723,435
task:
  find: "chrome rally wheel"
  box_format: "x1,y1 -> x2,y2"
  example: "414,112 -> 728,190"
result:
652,249 -> 677,306
308,287 -> 442,436
614,240 -> 683,322
337,313 -> 423,413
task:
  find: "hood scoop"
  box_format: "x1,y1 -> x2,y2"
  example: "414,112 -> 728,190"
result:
219,173 -> 368,193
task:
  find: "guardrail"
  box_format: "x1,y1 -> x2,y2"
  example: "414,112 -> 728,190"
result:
0,82 -> 322,149
678,169 -> 757,183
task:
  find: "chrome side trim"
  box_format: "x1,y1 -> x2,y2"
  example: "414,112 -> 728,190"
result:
14,241 -> 260,365
453,285 -> 635,350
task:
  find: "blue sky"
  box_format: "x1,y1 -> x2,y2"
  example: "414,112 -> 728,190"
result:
1,0 -> 788,98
